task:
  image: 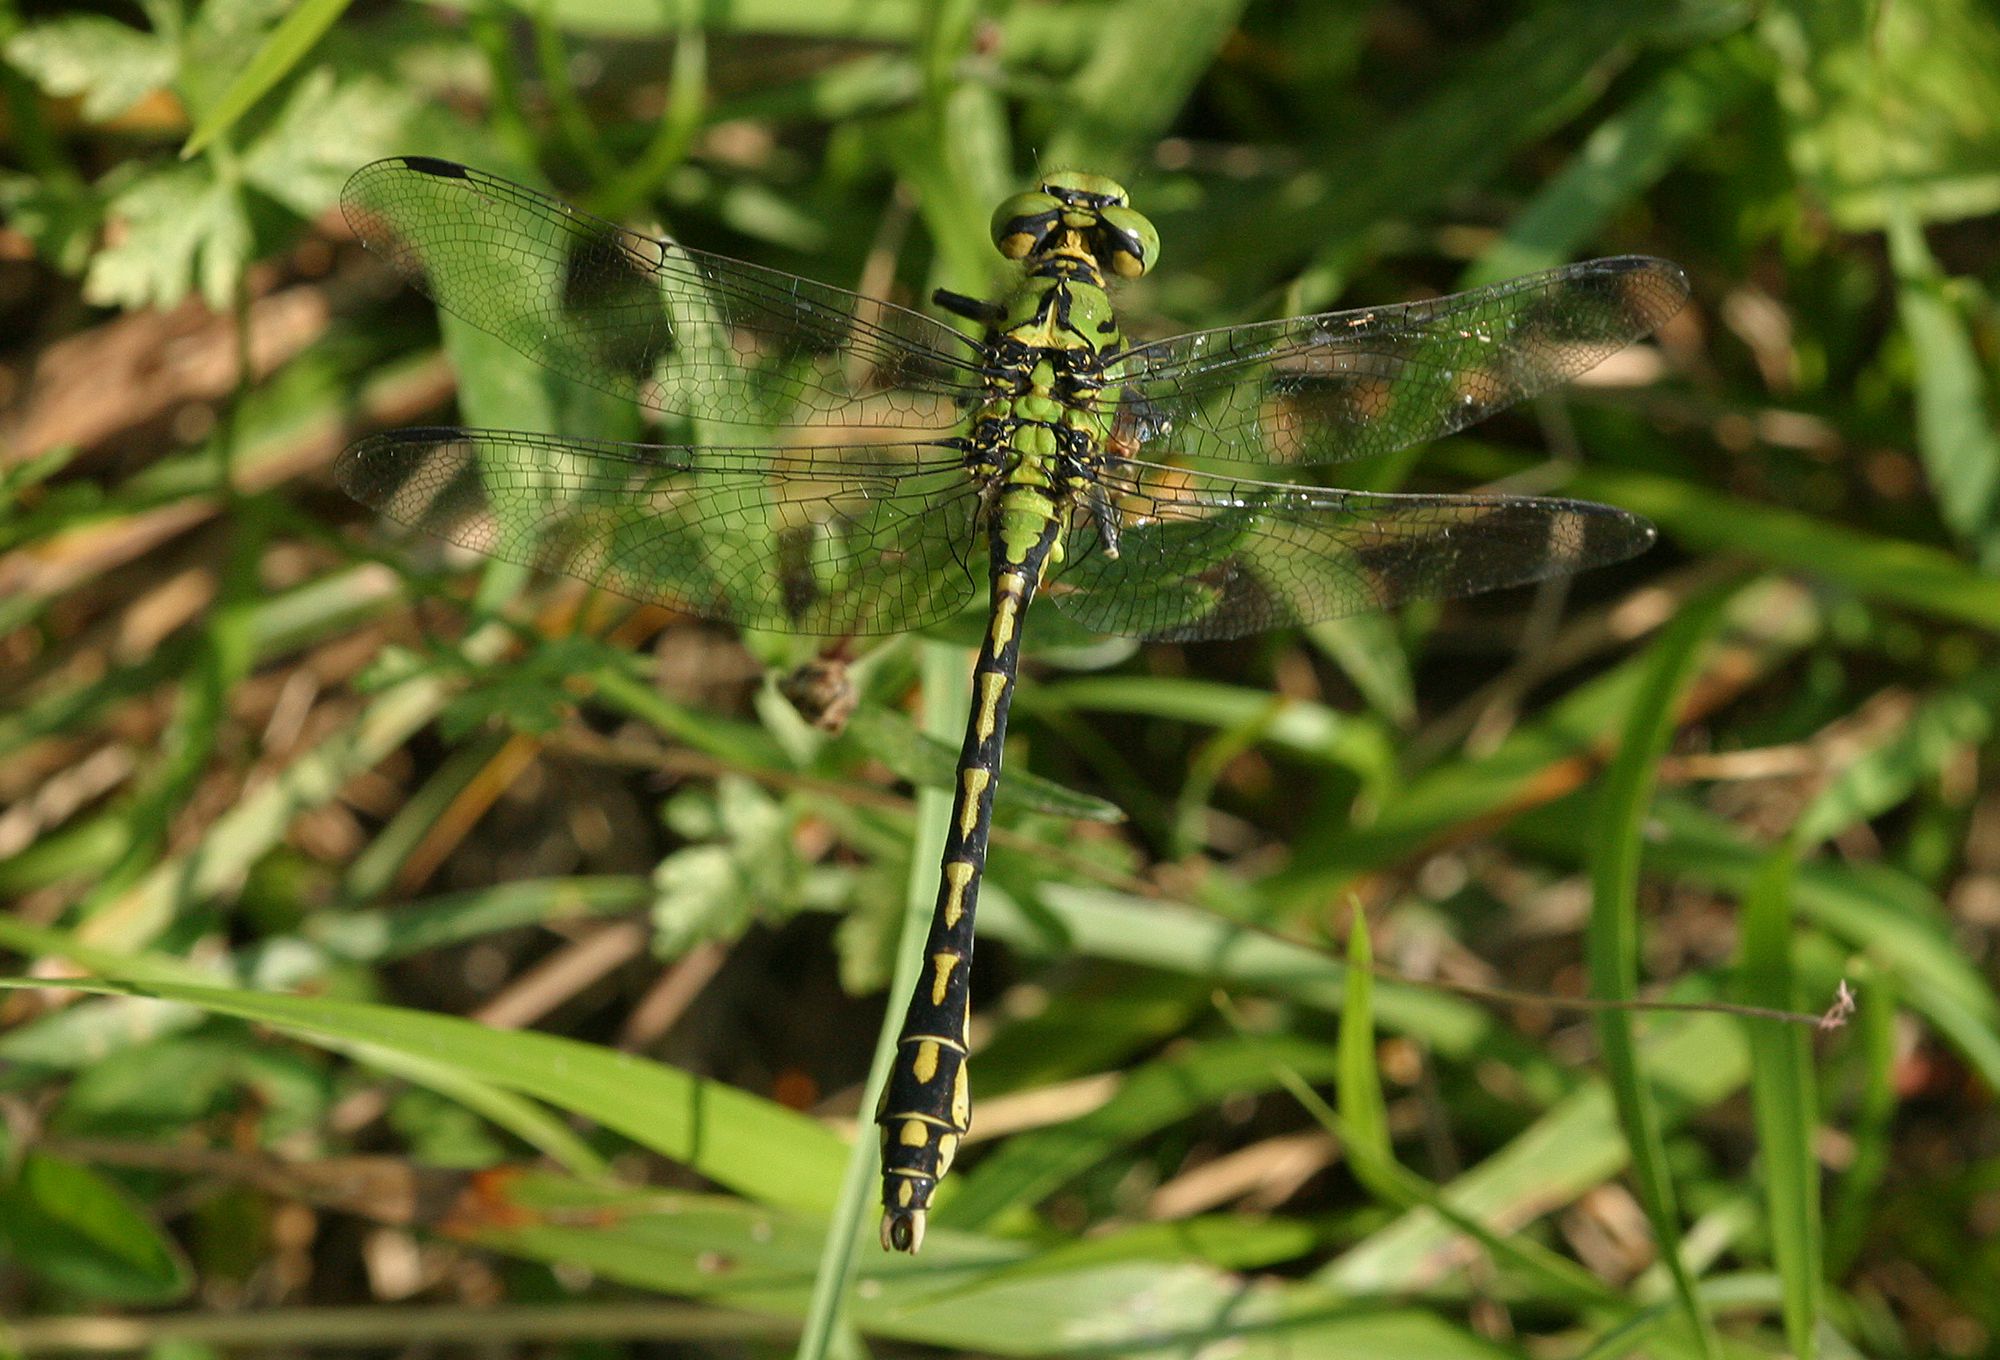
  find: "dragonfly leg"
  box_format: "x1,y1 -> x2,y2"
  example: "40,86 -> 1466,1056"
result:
1086,482 -> 1124,560
933,288 -> 1006,325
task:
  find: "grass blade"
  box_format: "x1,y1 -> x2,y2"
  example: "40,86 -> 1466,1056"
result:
1738,843 -> 1824,1358
1589,583 -> 1735,1356
181,0 -> 354,158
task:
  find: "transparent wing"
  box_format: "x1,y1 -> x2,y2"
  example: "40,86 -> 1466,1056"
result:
1046,458 -> 1656,641
342,157 -> 986,431
1106,257 -> 1689,466
336,430 -> 984,636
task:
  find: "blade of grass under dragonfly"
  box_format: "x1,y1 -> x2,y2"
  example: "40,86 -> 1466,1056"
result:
1588,583 -> 1735,1360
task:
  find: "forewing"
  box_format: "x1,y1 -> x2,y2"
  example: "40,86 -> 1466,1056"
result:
337,430 -> 983,636
1107,257 -> 1689,467
342,157 -> 984,431
1046,459 -> 1656,641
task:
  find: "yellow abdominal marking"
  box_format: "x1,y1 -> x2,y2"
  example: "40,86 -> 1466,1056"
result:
912,1039 -> 940,1083
951,1063 -> 972,1126
989,592 -> 1020,649
975,672 -> 1008,741
931,951 -> 962,1005
900,1119 -> 929,1147
942,860 -> 974,927
958,768 -> 991,837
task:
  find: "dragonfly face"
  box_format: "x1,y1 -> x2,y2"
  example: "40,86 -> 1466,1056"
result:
989,171 -> 1159,280
335,156 -> 1688,1252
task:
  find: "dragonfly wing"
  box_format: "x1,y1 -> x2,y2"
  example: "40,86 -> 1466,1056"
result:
1046,459 -> 1656,641
1106,257 -> 1689,466
342,157 -> 985,431
337,430 -> 983,636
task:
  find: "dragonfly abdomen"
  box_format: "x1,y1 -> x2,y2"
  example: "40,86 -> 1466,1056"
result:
876,511 -> 1064,1254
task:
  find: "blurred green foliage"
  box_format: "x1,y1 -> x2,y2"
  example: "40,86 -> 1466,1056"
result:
2,1 -> 1998,1357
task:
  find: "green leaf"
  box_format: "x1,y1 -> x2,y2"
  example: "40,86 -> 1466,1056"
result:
182,0 -> 353,156
240,67 -> 427,215
652,776 -> 826,953
0,171 -> 101,276
85,163 -> 251,310
1888,206 -> 2000,569
0,1154 -> 192,1304
5,17 -> 176,122
1589,584 -> 1735,1357
1760,0 -> 2000,228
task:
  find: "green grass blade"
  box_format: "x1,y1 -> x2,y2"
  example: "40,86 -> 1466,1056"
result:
797,641 -> 966,1355
1335,907 -> 1388,1155
1025,675 -> 1395,779
1322,1011 -> 1749,1294
312,876 -> 651,960
1514,794 -> 2000,1089
0,978 -> 846,1214
1589,584 -> 1735,1357
1824,968 -> 1896,1275
1040,0 -> 1247,169
181,0 -> 354,158
1220,923 -> 1614,1308
1471,34 -> 1765,283
1738,843 -> 1824,1358
1277,577 -> 1812,896
1454,452 -> 2000,633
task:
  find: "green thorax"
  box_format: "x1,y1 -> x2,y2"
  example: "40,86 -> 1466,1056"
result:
973,173 -> 1158,569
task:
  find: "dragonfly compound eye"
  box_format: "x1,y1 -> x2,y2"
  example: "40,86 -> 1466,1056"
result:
1097,205 -> 1160,278
991,191 -> 1062,260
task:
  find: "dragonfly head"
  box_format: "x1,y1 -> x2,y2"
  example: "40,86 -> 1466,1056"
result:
991,172 -> 1159,279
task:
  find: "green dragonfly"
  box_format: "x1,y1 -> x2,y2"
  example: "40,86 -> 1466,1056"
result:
336,156 -> 1689,1253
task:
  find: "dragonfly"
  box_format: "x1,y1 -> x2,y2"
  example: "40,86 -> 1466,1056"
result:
335,155 -> 1689,1253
